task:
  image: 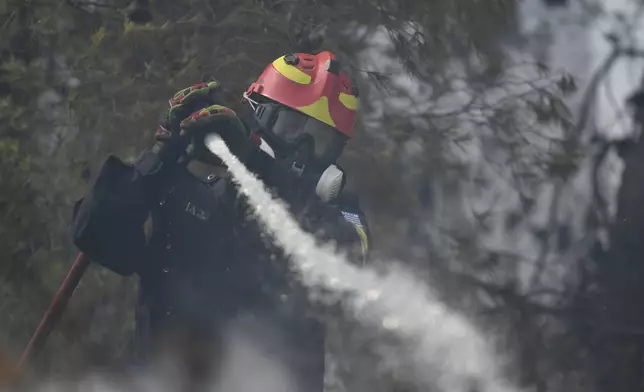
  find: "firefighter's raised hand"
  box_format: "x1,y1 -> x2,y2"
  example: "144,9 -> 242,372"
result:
153,81 -> 225,162
181,104 -> 257,165
157,81 -> 223,139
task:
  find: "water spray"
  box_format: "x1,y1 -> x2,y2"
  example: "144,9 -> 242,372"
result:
206,135 -> 521,392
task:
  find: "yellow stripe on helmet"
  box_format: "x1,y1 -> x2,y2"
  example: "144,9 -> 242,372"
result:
296,96 -> 336,127
339,93 -> 358,111
272,56 -> 312,85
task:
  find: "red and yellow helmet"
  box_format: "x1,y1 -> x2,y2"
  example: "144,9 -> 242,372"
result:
245,51 -> 358,138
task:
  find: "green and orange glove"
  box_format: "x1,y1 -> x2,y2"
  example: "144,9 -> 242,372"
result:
180,104 -> 258,166
153,81 -> 225,163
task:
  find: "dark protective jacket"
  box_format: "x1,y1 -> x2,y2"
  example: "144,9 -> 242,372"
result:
71,146 -> 369,389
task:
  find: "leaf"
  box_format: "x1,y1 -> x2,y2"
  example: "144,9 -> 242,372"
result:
123,20 -> 137,34
556,73 -> 577,96
91,27 -> 107,48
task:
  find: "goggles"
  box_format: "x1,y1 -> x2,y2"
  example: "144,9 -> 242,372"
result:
247,98 -> 346,163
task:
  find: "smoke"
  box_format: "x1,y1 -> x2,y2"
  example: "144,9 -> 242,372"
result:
211,314 -> 300,392
206,136 -> 521,392
11,314 -> 304,392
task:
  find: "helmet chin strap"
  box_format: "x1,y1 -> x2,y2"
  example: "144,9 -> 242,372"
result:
260,136 -> 344,203
288,136 -> 314,177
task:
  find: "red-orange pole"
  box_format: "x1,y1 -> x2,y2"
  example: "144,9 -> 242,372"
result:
17,252 -> 90,370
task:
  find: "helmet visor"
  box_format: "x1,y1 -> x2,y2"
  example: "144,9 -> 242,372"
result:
270,107 -> 342,159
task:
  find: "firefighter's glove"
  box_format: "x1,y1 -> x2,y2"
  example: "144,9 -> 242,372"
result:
153,81 -> 224,163
181,105 -> 257,166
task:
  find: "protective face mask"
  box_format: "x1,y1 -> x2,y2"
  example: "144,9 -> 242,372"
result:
261,137 -> 344,203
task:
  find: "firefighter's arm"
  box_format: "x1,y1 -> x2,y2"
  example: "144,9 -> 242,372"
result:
297,196 -> 370,266
336,206 -> 370,266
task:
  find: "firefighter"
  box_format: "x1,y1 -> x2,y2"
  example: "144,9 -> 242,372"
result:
72,51 -> 369,391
